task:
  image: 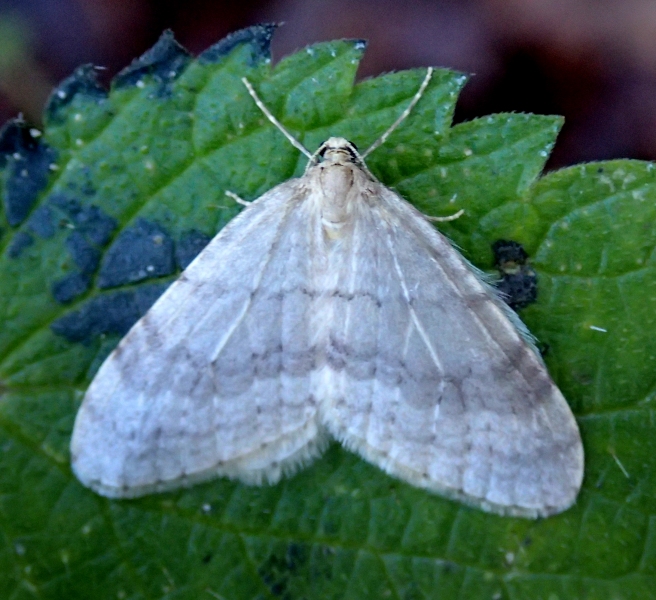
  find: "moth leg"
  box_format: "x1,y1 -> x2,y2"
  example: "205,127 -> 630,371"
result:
225,190 -> 251,207
424,208 -> 465,223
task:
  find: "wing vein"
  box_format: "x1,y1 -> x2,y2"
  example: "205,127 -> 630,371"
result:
209,201 -> 297,364
383,223 -> 444,378
383,193 -> 544,388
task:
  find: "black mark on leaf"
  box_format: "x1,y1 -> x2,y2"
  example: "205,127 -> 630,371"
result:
113,30 -> 191,95
51,282 -> 170,344
175,229 -> 211,269
98,218 -> 175,289
492,239 -> 538,311
0,120 -> 57,227
199,23 -> 277,66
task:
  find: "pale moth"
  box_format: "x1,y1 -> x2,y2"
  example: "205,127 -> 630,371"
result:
70,68 -> 584,518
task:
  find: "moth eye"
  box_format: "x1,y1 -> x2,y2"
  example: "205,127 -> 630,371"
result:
344,142 -> 359,161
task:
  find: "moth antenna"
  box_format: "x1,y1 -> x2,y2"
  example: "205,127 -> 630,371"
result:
362,67 -> 434,159
242,77 -> 313,160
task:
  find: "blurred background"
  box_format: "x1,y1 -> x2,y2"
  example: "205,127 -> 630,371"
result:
2,0 -> 656,169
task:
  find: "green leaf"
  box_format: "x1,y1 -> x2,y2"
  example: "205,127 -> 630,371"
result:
1,24 -> 655,599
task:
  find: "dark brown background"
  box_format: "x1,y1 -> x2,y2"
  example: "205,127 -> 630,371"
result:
2,0 -> 656,170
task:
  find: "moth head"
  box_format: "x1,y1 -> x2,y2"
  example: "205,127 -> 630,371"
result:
316,137 -> 363,167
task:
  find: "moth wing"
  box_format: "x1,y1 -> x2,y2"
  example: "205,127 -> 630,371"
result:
71,180 -> 326,497
320,185 -> 583,517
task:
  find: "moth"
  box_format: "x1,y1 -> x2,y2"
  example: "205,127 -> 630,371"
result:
70,68 -> 583,517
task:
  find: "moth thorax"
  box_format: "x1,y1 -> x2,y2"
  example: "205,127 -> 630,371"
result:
318,163 -> 359,236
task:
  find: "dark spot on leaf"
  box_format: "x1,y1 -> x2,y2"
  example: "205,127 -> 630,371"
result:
45,64 -> 107,124
199,23 -> 277,66
113,30 -> 191,94
98,218 -> 175,288
257,542 -> 310,599
492,239 -> 538,310
403,584 -> 424,600
49,194 -> 117,245
202,553 -> 212,564
26,205 -> 55,238
81,179 -> 96,197
285,544 -> 307,571
46,196 -> 118,303
51,273 -> 91,304
175,229 -> 211,269
0,120 -> 38,167
7,231 -> 34,258
51,281 -> 169,344
74,205 -> 116,245
66,231 -> 100,274
0,120 -> 57,226
492,239 -> 528,265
